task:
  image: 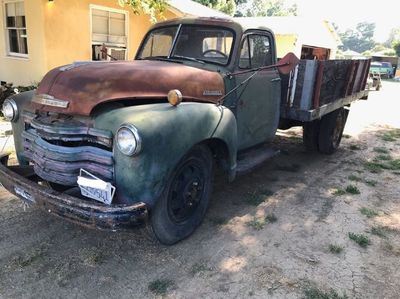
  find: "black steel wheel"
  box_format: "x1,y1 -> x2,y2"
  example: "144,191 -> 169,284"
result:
318,108 -> 349,154
150,145 -> 213,245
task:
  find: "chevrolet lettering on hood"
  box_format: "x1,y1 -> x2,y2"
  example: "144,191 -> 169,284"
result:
32,94 -> 69,108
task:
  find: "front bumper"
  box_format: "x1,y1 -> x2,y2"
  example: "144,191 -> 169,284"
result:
0,153 -> 148,231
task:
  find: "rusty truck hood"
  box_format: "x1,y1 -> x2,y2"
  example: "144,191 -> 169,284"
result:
34,60 -> 225,116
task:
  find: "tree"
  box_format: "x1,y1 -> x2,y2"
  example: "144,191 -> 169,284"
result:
339,22 -> 376,53
243,0 -> 297,17
118,0 -> 169,23
384,28 -> 400,48
193,0 -> 237,16
394,42 -> 400,57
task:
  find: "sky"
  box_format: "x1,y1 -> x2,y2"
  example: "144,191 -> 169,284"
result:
293,0 -> 400,42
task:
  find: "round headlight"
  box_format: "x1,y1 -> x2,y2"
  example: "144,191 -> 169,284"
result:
167,89 -> 182,106
2,98 -> 18,122
116,124 -> 142,156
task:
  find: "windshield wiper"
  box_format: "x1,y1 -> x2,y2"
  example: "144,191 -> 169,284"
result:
171,55 -> 205,64
138,56 -> 169,61
137,56 -> 183,64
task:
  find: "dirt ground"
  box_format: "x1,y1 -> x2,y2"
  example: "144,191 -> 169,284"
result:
0,81 -> 400,299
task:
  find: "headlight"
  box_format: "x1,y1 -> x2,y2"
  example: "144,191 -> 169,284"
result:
116,124 -> 142,156
2,98 -> 18,122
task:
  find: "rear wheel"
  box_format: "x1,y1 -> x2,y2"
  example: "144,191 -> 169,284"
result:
150,145 -> 213,245
318,108 -> 348,154
303,120 -> 321,152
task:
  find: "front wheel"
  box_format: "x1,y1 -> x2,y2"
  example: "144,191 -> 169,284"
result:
150,145 -> 213,245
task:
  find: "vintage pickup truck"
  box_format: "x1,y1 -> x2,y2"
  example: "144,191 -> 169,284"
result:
0,17 -> 370,244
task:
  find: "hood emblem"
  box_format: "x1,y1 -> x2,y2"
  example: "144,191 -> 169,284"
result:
32,94 -> 69,108
203,90 -> 223,96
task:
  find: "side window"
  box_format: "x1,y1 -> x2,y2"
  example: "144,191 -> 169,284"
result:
239,38 -> 250,68
239,34 -> 272,69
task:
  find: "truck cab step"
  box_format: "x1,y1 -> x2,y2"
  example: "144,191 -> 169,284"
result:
236,146 -> 279,175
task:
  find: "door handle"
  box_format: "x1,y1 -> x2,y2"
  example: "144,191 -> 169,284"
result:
271,77 -> 281,82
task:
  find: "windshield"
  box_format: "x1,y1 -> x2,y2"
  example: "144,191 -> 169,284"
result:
137,25 -> 234,65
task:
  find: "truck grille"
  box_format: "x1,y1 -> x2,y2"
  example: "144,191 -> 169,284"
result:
22,114 -> 114,186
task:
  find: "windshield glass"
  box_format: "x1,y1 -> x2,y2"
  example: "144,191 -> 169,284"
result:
137,25 -> 234,65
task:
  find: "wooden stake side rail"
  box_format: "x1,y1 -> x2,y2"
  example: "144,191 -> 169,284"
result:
281,58 -> 370,122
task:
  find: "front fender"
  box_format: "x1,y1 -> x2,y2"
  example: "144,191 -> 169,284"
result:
94,102 -> 237,206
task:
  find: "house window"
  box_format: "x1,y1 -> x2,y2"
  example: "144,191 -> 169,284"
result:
90,6 -> 128,61
4,1 -> 28,57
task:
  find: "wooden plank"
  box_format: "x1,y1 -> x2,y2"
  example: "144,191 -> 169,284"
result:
312,61 -> 325,109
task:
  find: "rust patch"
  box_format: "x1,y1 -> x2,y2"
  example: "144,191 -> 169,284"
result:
35,60 -> 225,116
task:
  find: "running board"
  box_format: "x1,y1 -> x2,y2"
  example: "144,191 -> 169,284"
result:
236,147 -> 280,175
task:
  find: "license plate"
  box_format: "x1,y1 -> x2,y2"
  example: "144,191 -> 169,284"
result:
14,186 -> 35,203
77,169 -> 115,205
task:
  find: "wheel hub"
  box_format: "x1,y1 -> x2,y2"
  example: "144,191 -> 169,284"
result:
167,161 -> 206,223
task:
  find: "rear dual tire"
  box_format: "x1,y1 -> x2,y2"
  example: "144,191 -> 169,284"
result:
303,108 -> 349,154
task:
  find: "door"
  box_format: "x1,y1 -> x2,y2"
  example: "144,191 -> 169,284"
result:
235,32 -> 281,150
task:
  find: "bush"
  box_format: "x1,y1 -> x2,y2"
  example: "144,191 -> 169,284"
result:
0,82 -> 37,116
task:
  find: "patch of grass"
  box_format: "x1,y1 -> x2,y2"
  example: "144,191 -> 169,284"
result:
345,185 -> 360,194
364,161 -> 384,173
349,144 -> 361,150
374,154 -> 392,161
389,159 -> 400,170
328,244 -> 344,254
210,216 -> 229,226
79,247 -> 104,266
364,179 -> 377,187
379,129 -> 400,142
332,188 -> 346,196
246,217 -> 265,230
304,286 -> 348,299
348,232 -> 370,248
342,134 -> 351,139
11,248 -> 45,268
265,213 -> 278,223
274,163 -> 301,172
370,226 -> 388,238
190,262 -> 212,275
244,189 -> 273,206
365,159 -> 400,172
287,136 -> 303,144
148,279 -> 174,296
373,147 -> 389,154
359,207 -> 379,218
348,175 -> 361,182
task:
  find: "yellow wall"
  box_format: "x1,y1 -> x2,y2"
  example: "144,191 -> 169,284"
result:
275,34 -> 298,58
43,0 -> 179,71
0,0 -> 47,86
0,0 -> 179,85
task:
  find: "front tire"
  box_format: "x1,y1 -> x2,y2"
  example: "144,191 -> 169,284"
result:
150,145 -> 213,245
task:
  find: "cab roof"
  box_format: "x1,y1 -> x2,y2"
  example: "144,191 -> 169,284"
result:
150,17 -> 274,35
